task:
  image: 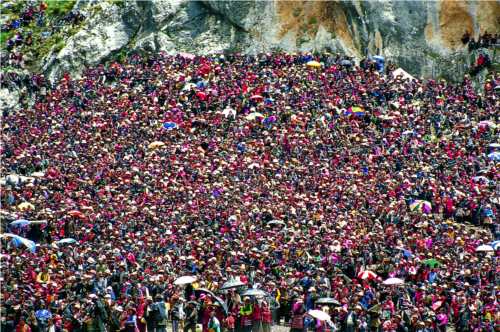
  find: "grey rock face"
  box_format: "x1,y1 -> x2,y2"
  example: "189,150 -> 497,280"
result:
14,0 -> 499,83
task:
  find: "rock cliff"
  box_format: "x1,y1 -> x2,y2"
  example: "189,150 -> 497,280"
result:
4,0 -> 500,84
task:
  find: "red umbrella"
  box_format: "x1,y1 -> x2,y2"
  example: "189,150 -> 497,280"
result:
357,270 -> 378,280
67,210 -> 86,219
196,91 -> 207,101
250,95 -> 263,101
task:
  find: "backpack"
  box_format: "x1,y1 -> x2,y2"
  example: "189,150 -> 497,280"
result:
152,302 -> 168,324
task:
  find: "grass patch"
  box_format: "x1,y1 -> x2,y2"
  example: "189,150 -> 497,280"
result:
45,0 -> 76,17
0,31 -> 14,45
1,1 -> 24,16
107,0 -> 125,8
309,17 -> 318,25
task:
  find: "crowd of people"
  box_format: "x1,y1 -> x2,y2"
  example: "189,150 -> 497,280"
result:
1,1 -> 85,69
1,52 -> 499,332
462,31 -> 499,53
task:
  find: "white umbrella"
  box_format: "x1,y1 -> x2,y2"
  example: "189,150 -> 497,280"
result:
221,107 -> 236,118
382,277 -> 404,286
245,112 -> 264,121
307,309 -> 331,321
392,68 -> 415,81
174,275 -> 197,285
475,244 -> 494,252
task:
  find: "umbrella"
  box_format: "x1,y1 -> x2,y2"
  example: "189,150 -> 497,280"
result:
382,278 -> 404,286
423,258 -> 441,268
220,279 -> 246,290
9,219 -> 31,227
307,309 -> 331,321
245,112 -> 264,121
392,68 -> 415,81
475,244 -> 494,252
67,210 -> 85,219
357,270 -> 378,280
148,141 -> 165,150
409,200 -> 432,214
487,152 -> 500,161
221,107 -> 236,118
490,241 -> 500,250
0,233 -> 36,253
17,202 -> 35,211
432,301 -> 443,311
489,143 -> 500,149
162,122 -> 178,130
54,238 -> 77,245
194,289 -> 228,315
477,120 -> 496,128
179,52 -> 195,60
242,288 -> 267,297
315,298 -> 341,306
174,275 -> 197,285
182,83 -> 197,91
250,95 -> 264,101
35,309 -> 52,321
268,220 -> 286,227
306,61 -> 322,68
344,106 -> 365,117
472,176 -> 490,183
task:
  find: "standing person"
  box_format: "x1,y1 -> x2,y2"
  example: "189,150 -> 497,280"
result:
207,311 -> 221,332
224,313 -> 235,332
260,301 -> 272,332
184,301 -> 198,332
240,297 -> 254,332
150,294 -> 169,332
171,297 -> 185,332
290,298 -> 305,332
123,307 -> 138,332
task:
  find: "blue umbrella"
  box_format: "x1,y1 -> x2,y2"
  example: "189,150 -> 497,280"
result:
163,122 -> 178,130
10,219 -> 31,227
55,238 -> 77,245
35,309 -> 52,321
487,152 -> 500,161
1,233 -> 36,252
242,288 -> 268,297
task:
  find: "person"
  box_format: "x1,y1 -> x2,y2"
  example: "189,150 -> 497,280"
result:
171,297 -> 185,332
207,311 -> 221,332
123,307 -> 138,332
0,51 -> 498,332
239,297 -> 253,332
224,313 -> 235,332
183,301 -> 198,332
149,294 -> 168,332
290,298 -> 305,332
260,301 -> 272,332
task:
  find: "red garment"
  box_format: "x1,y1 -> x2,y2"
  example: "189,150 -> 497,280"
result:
261,306 -> 272,323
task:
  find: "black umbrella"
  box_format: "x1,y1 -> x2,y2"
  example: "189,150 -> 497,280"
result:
315,298 -> 341,306
194,288 -> 229,315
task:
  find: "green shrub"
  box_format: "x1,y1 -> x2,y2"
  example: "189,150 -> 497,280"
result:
45,0 -> 76,17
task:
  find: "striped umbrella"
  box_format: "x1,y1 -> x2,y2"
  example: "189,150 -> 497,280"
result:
357,270 -> 378,280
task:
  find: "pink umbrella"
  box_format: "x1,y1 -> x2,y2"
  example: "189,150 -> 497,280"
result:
179,52 -> 195,60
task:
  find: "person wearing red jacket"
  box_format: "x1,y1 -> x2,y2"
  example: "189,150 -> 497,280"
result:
260,301 -> 273,332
